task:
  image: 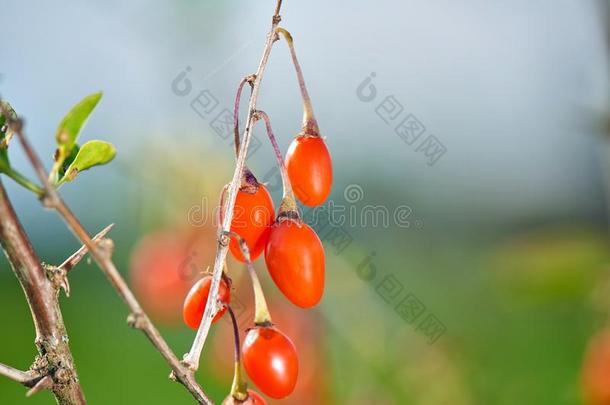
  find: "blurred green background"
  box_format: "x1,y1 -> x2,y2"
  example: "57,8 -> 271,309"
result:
2,0 -> 610,404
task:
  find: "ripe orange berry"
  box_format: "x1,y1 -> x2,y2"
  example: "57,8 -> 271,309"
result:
285,135 -> 332,206
265,218 -> 325,308
223,183 -> 275,262
242,326 -> 298,399
182,276 -> 231,330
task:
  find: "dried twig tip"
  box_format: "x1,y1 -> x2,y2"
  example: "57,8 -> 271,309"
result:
59,223 -> 115,273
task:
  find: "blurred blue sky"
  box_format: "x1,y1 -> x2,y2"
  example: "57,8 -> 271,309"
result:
1,0 -> 608,231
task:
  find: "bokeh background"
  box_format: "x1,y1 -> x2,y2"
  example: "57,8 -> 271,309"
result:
1,0 -> 610,404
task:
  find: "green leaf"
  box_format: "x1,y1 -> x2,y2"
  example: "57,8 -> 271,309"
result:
55,92 -> 102,160
58,140 -> 116,185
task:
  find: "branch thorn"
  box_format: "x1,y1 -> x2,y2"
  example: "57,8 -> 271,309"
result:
25,375 -> 52,397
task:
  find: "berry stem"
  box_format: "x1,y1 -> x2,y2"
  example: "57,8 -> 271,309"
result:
247,256 -> 273,325
276,27 -> 320,136
227,231 -> 272,325
254,110 -> 299,216
254,110 -> 295,199
227,305 -> 249,401
227,306 -> 241,364
233,75 -> 255,158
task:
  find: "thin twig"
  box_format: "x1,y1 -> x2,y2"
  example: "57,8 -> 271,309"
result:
0,363 -> 38,385
184,0 -> 284,370
58,223 -> 115,273
274,0 -> 283,19
2,104 -> 213,405
0,362 -> 49,396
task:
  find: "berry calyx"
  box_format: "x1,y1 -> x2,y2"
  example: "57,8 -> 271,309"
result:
222,389 -> 266,405
285,134 -> 332,206
182,275 -> 231,330
242,325 -> 299,399
265,217 -> 325,308
221,169 -> 275,262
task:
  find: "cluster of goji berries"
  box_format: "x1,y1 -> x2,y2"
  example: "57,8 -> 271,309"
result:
182,19 -> 332,404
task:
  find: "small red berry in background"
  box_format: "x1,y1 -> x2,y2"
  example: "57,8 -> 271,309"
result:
285,135 -> 332,207
582,330 -> 610,405
222,389 -> 267,405
265,218 -> 325,308
130,228 -> 216,325
183,276 -> 231,330
242,325 -> 299,399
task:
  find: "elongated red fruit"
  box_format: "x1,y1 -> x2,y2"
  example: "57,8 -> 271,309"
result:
182,276 -> 230,329
265,218 -> 325,308
223,183 -> 275,262
285,135 -> 332,206
242,326 -> 298,399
